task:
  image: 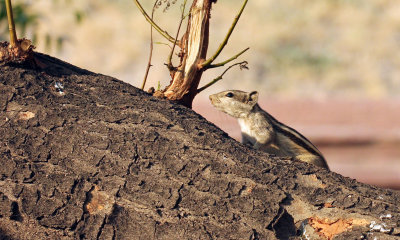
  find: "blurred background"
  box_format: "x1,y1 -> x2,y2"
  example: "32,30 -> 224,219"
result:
1,0 -> 399,189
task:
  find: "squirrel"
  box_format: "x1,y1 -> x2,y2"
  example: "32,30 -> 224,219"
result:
209,90 -> 329,169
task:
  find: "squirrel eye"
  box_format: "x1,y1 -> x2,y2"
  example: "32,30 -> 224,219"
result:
225,92 -> 234,98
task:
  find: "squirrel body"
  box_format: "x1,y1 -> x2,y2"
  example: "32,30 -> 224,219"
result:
209,90 -> 329,169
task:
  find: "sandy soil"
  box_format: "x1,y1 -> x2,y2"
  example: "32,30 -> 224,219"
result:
193,97 -> 400,190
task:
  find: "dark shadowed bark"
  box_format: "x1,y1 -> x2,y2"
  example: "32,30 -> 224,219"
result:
0,53 -> 399,240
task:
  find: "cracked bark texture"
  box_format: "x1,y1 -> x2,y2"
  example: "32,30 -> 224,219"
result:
0,53 -> 400,240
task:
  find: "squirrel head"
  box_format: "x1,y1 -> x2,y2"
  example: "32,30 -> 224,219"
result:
209,90 -> 259,118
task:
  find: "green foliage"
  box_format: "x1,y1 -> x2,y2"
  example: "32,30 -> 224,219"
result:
74,8 -> 88,24
157,81 -> 161,91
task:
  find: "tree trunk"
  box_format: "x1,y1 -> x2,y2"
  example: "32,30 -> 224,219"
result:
163,0 -> 212,108
0,53 -> 399,240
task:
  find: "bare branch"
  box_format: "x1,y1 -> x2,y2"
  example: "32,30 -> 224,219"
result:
141,1 -> 159,90
132,0 -> 178,44
166,0 -> 188,70
201,0 -> 248,68
5,0 -> 18,47
205,47 -> 249,69
197,61 -> 248,93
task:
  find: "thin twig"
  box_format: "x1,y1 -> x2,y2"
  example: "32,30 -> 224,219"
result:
154,42 -> 172,49
167,0 -> 188,70
141,1 -> 159,90
133,0 -> 178,44
205,47 -> 249,69
197,61 -> 248,93
201,0 -> 248,68
5,0 -> 18,47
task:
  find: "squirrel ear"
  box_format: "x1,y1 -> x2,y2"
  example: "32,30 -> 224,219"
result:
248,91 -> 259,105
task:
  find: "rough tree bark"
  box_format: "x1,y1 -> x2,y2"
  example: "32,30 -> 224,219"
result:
0,53 -> 399,240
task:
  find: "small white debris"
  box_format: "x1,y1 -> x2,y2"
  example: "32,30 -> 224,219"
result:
380,213 -> 392,220
54,81 -> 65,95
377,195 -> 384,200
369,221 -> 392,233
299,220 -> 311,240
54,81 -> 64,89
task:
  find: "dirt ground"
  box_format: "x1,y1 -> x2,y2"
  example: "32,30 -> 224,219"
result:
194,97 -> 400,190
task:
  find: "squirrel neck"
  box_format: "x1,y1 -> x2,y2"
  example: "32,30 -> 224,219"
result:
238,103 -> 262,119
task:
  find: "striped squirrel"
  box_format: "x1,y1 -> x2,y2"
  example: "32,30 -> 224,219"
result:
209,90 -> 329,169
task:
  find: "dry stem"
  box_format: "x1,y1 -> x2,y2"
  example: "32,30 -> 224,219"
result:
201,0 -> 248,68
197,61 -> 248,93
141,1 -> 159,90
133,0 -> 179,45
167,0 -> 188,70
5,0 -> 18,47
206,47 -> 249,69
